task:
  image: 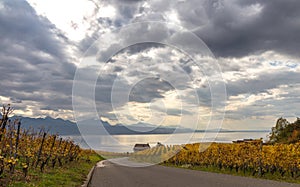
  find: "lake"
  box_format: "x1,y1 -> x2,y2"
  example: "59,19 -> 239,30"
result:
65,131 -> 270,153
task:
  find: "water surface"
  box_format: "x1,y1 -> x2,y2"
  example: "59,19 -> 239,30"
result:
65,131 -> 270,153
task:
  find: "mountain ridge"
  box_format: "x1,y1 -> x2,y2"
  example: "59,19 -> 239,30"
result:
7,115 -> 191,135
4,116 -> 269,135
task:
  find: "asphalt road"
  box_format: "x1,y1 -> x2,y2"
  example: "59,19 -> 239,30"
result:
89,158 -> 300,187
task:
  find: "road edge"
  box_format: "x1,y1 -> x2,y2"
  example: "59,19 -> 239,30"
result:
81,165 -> 96,187
82,160 -> 106,187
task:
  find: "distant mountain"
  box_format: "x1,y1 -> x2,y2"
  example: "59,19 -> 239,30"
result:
6,116 -> 193,135
10,116 -> 80,135
4,116 -> 270,135
76,119 -> 192,135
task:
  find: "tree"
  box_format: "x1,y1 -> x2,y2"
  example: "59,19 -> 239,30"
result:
269,117 -> 300,143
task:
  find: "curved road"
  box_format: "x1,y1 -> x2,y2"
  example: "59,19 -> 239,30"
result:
89,158 -> 300,187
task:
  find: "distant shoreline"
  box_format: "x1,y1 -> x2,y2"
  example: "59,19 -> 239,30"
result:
195,130 -> 270,133
64,130 -> 270,136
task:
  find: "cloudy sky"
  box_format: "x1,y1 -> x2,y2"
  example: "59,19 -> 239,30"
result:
0,0 -> 299,131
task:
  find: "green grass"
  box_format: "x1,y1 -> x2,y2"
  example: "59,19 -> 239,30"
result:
161,163 -> 300,184
7,152 -> 103,187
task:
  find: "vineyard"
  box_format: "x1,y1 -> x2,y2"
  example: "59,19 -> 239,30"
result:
131,141 -> 300,180
0,105 -> 82,186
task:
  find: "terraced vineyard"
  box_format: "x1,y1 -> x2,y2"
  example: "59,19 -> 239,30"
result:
131,141 -> 300,179
0,105 -> 82,185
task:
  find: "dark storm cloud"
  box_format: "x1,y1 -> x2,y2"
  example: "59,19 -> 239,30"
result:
129,77 -> 174,103
95,74 -> 118,103
193,0 -> 300,57
117,0 -> 300,58
78,0 -> 141,55
113,66 -> 123,72
0,1 -> 65,60
0,0 -> 75,111
227,71 -> 300,97
125,42 -> 163,55
94,22 -> 172,62
81,0 -> 300,60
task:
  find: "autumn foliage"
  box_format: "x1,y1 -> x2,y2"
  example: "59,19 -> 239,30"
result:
0,105 -> 82,185
269,117 -> 300,143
